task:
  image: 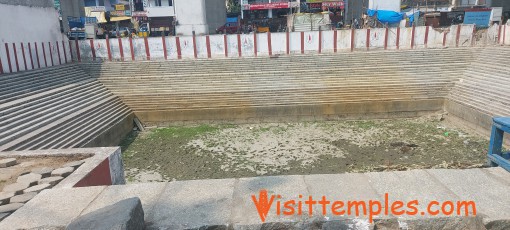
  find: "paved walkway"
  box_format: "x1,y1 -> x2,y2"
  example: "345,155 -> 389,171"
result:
1,168 -> 510,229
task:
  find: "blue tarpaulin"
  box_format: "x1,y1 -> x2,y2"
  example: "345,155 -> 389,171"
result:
367,9 -> 404,24
227,17 -> 238,23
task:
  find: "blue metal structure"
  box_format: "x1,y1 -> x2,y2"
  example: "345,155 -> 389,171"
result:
488,117 -> 510,172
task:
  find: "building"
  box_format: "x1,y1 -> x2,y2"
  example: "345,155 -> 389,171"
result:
368,0 -> 400,11
131,0 -> 225,36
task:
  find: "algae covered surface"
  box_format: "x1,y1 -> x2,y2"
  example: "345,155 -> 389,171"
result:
120,117 -> 489,183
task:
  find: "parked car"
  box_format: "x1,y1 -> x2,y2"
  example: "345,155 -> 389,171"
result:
216,22 -> 240,34
109,27 -> 134,38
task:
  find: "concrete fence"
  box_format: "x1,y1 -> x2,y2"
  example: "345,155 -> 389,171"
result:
0,24 -> 509,74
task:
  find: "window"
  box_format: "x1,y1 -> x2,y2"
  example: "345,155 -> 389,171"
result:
155,0 -> 162,6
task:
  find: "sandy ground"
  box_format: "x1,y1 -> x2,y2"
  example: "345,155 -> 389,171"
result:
121,116 -> 489,183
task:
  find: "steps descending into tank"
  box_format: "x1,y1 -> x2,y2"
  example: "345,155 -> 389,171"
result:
447,46 -> 510,132
80,47 -> 478,123
0,64 -> 133,152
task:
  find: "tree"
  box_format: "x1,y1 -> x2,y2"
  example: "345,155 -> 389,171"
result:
227,0 -> 241,14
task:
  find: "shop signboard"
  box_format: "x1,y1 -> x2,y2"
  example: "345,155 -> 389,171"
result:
132,11 -> 148,17
463,8 -> 491,27
115,4 -> 126,11
110,10 -> 132,16
89,6 -> 106,12
244,2 -> 290,10
322,1 -> 344,9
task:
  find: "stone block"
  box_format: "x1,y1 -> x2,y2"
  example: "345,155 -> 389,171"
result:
0,203 -> 23,213
0,158 -> 16,168
0,192 -> 15,205
10,192 -> 38,203
147,179 -> 235,229
65,197 -> 144,230
51,167 -> 74,177
32,167 -> 54,178
24,184 -> 52,194
2,182 -> 30,195
39,176 -> 64,186
63,160 -> 85,169
17,173 -> 43,186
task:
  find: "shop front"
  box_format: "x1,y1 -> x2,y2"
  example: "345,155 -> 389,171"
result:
240,1 -> 300,32
305,0 -> 345,27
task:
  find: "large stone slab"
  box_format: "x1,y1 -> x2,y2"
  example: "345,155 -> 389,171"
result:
0,192 -> 15,205
0,158 -> 16,168
66,197 -> 144,230
24,184 -> 51,194
304,173 -> 383,220
63,160 -> 85,169
82,183 -> 166,220
32,167 -> 54,178
426,168 -> 510,222
0,203 -> 23,213
231,175 -> 311,229
51,167 -> 74,177
17,173 -> 43,186
39,176 -> 64,186
2,182 -> 30,195
147,179 -> 235,229
10,192 -> 37,203
366,169 -> 461,219
0,186 -> 106,229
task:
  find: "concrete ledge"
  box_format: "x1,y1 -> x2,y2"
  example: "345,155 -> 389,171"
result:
1,168 -> 509,229
136,99 -> 445,125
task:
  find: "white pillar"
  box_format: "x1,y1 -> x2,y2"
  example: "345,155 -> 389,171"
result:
297,0 -> 301,13
240,0 -> 244,19
268,0 -> 272,18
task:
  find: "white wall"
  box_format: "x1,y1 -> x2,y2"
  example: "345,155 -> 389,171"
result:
0,3 -> 70,74
146,6 -> 175,17
0,3 -> 62,43
174,0 -> 208,35
368,0 -> 400,11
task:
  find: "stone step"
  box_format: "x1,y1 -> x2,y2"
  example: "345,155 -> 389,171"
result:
0,90 -> 113,147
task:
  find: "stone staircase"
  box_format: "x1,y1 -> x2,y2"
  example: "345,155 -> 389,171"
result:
80,47 -> 477,124
447,46 -> 510,132
0,64 -> 133,152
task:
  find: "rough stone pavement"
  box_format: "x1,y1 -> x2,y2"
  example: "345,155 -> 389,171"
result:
0,168 -> 509,230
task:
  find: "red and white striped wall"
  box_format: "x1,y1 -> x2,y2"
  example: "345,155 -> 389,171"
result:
1,24 -> 509,75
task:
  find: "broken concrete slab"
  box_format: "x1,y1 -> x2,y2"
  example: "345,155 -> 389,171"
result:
0,158 -> 16,168
66,197 -> 144,230
32,167 -> 54,178
147,179 -> 235,229
2,182 -> 30,195
51,167 -> 74,177
17,173 -> 43,186
0,203 -> 23,213
39,176 -> 64,186
0,192 -> 15,205
24,184 -> 51,194
10,192 -> 37,203
0,186 -> 106,229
